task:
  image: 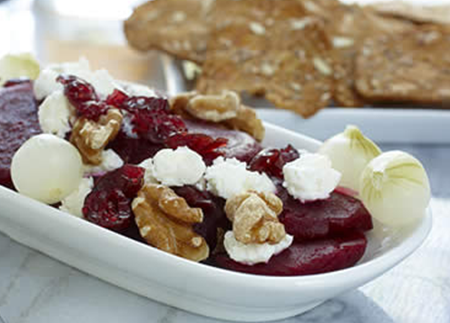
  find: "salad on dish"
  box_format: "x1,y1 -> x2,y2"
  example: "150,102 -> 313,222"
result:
0,54 -> 431,276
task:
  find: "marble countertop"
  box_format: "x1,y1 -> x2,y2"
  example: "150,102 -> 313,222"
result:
1,0 -> 450,322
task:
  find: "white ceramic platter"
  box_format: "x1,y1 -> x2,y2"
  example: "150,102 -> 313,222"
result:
0,123 -> 432,322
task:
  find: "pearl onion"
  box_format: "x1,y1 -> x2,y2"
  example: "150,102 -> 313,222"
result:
11,134 -> 83,204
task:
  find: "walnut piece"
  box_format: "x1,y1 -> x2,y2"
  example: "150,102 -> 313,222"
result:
225,191 -> 286,245
70,109 -> 122,165
187,91 -> 240,122
169,91 -> 265,142
132,184 -> 209,262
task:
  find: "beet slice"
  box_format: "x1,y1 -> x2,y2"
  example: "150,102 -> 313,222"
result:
215,232 -> 367,276
278,189 -> 373,241
0,81 -> 41,189
185,120 -> 262,164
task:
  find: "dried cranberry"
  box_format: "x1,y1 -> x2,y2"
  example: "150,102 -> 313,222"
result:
83,165 -> 145,231
249,145 -> 299,178
215,232 -> 367,276
57,75 -> 108,121
83,189 -> 132,232
120,96 -> 169,113
166,133 -> 228,165
174,186 -> 230,250
105,89 -> 129,108
106,91 -> 187,144
94,165 -> 145,198
131,111 -> 187,143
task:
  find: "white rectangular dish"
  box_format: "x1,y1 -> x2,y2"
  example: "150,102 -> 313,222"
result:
162,55 -> 450,144
0,123 -> 432,322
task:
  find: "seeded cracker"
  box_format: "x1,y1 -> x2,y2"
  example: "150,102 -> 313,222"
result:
355,26 -> 450,105
196,11 -> 334,117
124,0 -> 213,64
307,4 -> 414,107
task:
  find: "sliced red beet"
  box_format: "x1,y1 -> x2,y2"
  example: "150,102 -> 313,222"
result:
185,120 -> 262,164
215,232 -> 367,276
278,189 -> 373,241
0,81 -> 41,189
83,165 -> 145,232
174,185 -> 230,250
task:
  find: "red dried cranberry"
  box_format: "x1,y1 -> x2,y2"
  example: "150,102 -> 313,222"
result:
105,89 -> 129,108
120,96 -> 169,113
131,111 -> 187,143
94,165 -> 145,198
278,189 -> 373,241
83,165 -> 145,232
83,189 -> 132,231
57,75 -> 108,121
249,145 -> 299,178
215,232 -> 367,276
166,133 -> 228,165
106,91 -> 187,144
174,186 -> 230,250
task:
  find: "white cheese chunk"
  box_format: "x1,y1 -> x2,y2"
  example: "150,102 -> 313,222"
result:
34,57 -> 119,100
152,147 -> 206,187
38,90 -> 73,138
283,153 -> 341,202
204,157 -> 276,199
60,177 -> 94,218
83,149 -> 124,176
224,231 -> 293,265
138,158 -> 159,184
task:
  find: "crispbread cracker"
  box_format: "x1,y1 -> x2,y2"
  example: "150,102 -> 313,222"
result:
312,5 -> 414,107
370,1 -> 450,25
196,6 -> 334,118
124,0 -> 212,63
355,26 -> 450,105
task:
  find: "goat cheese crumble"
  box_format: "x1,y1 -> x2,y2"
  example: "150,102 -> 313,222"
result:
205,157 -> 276,199
224,231 -> 293,265
152,147 -> 206,186
283,153 -> 341,202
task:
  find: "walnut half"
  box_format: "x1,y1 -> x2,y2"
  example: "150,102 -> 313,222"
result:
70,108 -> 123,165
132,184 -> 209,262
169,91 -> 265,142
225,191 -> 286,245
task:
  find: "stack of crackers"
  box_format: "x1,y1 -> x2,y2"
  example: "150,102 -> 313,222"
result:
124,0 -> 450,118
